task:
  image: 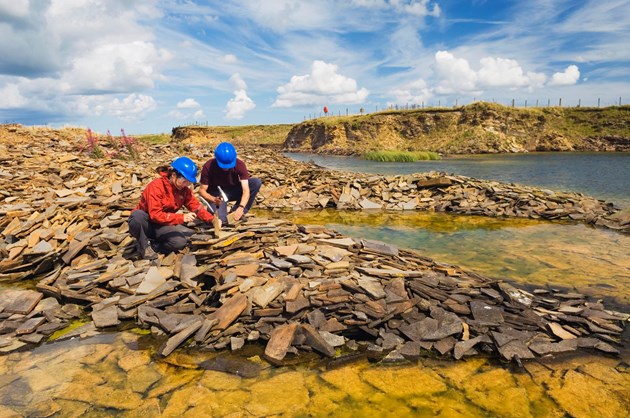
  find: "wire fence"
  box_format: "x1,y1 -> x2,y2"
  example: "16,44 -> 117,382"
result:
305,96 -> 626,120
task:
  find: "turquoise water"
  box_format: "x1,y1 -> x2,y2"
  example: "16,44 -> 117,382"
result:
285,152 -> 630,208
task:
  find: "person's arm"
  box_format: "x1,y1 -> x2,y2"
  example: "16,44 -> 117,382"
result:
199,159 -> 222,205
183,189 -> 215,224
233,179 -> 250,221
199,184 -> 221,205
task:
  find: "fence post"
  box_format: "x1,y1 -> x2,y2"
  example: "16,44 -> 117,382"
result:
547,99 -> 550,107
578,99 -> 581,108
422,101 -> 424,109
559,98 -> 562,107
536,99 -> 539,107
346,108 -> 348,116
620,97 -> 622,106
598,98 -> 600,108
511,99 -> 515,108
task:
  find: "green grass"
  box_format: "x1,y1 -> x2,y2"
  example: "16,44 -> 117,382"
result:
136,133 -> 171,144
363,150 -> 441,162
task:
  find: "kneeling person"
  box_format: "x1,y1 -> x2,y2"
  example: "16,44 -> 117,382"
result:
199,142 -> 262,224
128,156 -> 217,260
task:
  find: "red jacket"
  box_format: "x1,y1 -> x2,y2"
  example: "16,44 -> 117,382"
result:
133,172 -> 214,225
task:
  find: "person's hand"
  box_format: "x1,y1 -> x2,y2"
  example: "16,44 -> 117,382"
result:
183,212 -> 197,223
233,206 -> 244,221
214,196 -> 223,205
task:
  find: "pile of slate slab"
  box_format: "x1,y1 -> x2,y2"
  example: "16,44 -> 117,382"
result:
1,216 -> 627,364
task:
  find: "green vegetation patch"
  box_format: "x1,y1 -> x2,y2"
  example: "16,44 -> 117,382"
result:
363,150 -> 441,162
136,133 -> 171,144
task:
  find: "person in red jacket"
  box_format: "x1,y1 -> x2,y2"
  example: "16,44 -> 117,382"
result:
128,156 -> 218,260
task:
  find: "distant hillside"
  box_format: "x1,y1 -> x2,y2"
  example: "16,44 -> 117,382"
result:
171,124 -> 292,148
282,102 -> 630,155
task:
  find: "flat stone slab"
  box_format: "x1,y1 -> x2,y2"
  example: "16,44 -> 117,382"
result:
1,290 -> 43,315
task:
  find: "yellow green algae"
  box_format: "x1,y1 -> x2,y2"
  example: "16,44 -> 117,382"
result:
261,210 -> 630,304
0,332 -> 627,417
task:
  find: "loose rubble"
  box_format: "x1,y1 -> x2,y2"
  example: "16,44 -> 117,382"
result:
0,124 -> 628,364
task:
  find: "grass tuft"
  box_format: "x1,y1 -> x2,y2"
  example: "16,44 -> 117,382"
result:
362,150 -> 441,162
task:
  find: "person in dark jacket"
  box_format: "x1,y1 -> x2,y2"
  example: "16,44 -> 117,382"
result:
128,156 -> 217,260
199,142 -> 262,224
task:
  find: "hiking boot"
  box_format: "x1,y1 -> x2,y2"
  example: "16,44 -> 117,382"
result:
143,246 -> 159,260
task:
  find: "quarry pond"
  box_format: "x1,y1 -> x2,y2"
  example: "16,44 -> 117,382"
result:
285,151 -> 630,209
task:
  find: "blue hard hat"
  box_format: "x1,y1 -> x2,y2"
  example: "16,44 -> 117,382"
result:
171,156 -> 198,183
214,142 -> 237,169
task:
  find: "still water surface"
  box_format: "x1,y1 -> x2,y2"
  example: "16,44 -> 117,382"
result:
285,151 -> 630,208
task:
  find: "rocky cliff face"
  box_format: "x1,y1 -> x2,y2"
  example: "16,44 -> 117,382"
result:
283,102 -> 630,155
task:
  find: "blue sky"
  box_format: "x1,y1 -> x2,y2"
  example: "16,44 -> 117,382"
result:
1,0 -> 629,134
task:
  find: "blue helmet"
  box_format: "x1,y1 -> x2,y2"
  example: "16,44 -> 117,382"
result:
214,142 -> 237,169
171,156 -> 198,183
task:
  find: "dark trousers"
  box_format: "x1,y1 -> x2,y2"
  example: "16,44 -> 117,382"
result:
207,177 -> 262,223
128,210 -> 194,254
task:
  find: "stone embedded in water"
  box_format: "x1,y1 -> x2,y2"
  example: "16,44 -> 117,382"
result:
159,320 -> 202,357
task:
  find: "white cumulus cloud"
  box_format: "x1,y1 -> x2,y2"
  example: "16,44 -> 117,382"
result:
0,83 -> 27,108
169,98 -> 205,121
433,50 -> 574,95
225,74 -> 255,119
177,98 -> 200,109
434,51 -> 479,95
0,0 -> 168,124
229,73 -> 248,91
63,41 -> 171,93
225,90 -> 256,119
104,94 -> 157,122
273,60 -> 369,107
73,93 -> 156,122
477,57 -> 530,88
389,78 -> 433,105
549,65 -> 580,86
396,0 -> 441,17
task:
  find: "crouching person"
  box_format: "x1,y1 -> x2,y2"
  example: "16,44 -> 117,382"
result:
128,156 -> 218,260
199,142 -> 262,224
